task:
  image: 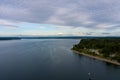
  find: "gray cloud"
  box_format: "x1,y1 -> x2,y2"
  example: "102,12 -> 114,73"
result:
0,24 -> 19,28
0,0 -> 120,29
102,32 -> 111,35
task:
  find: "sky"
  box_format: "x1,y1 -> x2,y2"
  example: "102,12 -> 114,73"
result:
0,0 -> 120,36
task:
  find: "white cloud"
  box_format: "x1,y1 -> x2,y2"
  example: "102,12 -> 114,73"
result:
0,19 -> 19,27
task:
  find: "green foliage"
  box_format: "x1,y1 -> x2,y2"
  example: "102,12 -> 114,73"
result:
72,38 -> 120,62
112,56 -> 120,62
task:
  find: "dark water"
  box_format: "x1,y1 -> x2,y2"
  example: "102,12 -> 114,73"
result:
0,39 -> 120,80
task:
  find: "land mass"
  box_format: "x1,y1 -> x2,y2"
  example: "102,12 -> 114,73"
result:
0,37 -> 21,40
0,36 -> 120,40
72,38 -> 120,65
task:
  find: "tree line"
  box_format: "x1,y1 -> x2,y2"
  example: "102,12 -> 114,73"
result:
72,38 -> 120,62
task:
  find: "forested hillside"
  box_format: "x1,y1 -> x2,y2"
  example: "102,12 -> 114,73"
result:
72,38 -> 120,62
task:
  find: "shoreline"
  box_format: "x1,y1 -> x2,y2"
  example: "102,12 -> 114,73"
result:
72,50 -> 120,66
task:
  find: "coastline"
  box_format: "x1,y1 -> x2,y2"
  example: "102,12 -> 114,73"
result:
72,50 -> 120,66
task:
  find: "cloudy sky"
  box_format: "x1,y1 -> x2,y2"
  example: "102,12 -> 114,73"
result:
0,0 -> 120,36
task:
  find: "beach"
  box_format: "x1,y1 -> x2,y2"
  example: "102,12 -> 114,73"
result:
72,50 -> 120,66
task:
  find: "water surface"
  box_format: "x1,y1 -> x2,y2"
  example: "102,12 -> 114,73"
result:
0,39 -> 120,80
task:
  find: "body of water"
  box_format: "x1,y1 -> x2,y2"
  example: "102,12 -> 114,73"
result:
0,39 -> 120,80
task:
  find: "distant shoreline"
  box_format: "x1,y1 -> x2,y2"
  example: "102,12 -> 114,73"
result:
0,36 -> 120,40
72,50 -> 120,66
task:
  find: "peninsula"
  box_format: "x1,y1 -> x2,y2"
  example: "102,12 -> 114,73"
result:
72,38 -> 120,65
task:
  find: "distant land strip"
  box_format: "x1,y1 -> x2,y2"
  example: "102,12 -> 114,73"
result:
0,36 -> 120,40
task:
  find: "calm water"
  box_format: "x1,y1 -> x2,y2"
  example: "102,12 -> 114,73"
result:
0,39 -> 120,80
